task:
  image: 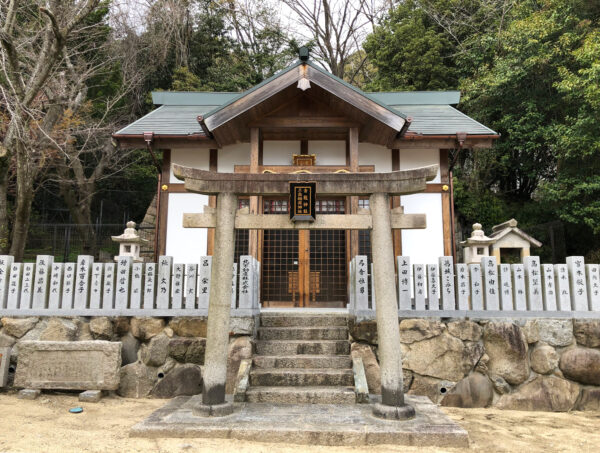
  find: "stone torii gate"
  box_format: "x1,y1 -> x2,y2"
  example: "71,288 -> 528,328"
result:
173,164 -> 437,419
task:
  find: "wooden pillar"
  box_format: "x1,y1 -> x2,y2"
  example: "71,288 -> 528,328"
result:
349,127 -> 359,259
391,149 -> 402,257
207,148 -> 218,255
440,149 -> 453,257
157,149 -> 171,256
249,128 -> 260,259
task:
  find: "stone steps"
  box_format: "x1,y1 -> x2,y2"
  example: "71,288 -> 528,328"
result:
246,313 -> 355,404
253,355 -> 352,369
259,314 -> 348,327
250,368 -> 354,387
256,340 -> 350,356
245,386 -> 356,404
258,326 -> 348,341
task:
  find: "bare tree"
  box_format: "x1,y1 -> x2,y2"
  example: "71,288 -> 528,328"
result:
279,0 -> 386,80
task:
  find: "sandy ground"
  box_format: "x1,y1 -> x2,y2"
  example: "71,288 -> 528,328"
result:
0,391 -> 599,453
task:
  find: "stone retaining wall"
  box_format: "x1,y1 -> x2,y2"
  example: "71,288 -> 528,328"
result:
350,318 -> 600,411
0,316 -> 255,399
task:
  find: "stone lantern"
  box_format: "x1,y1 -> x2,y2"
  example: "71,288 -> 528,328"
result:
460,223 -> 496,264
111,221 -> 148,262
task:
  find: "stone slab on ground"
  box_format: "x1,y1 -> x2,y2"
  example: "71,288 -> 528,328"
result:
79,390 -> 103,403
130,394 -> 469,447
14,341 -> 121,390
18,389 -> 41,400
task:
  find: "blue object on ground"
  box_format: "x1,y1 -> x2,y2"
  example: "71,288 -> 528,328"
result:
69,407 -> 83,414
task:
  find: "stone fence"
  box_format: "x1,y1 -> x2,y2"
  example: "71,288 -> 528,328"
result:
349,255 -> 600,319
0,255 -> 260,317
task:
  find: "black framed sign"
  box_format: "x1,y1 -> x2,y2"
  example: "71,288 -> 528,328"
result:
290,181 -> 316,222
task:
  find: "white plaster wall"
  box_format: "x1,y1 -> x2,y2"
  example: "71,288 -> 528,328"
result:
400,149 -> 441,183
309,141 -> 346,165
169,148 -> 210,183
263,141 -> 300,165
218,143 -> 250,172
358,143 -> 392,172
166,193 -> 209,264
401,193 -> 444,266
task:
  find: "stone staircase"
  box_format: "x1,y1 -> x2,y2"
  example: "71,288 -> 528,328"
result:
246,312 -> 356,404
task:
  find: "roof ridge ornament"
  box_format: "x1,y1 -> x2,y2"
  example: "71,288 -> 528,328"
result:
299,46 -> 310,61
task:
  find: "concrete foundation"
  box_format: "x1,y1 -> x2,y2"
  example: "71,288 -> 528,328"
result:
130,395 -> 469,447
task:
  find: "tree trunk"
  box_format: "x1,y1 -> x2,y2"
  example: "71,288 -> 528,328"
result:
8,143 -> 35,261
0,163 -> 10,254
58,178 -> 98,257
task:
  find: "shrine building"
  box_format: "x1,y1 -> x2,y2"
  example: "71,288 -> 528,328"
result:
113,51 -> 497,309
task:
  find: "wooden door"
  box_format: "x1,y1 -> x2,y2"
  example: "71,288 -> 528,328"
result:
261,198 -> 347,307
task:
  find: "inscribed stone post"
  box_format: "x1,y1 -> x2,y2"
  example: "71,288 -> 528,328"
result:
74,255 -> 94,310
232,263 -> 238,309
511,264 -> 526,310
542,264 -> 557,311
238,256 -> 254,310
585,264 -> 600,311
89,263 -> 103,310
0,256 -> 14,309
144,263 -> 156,310
524,256 -> 543,311
439,257 -> 455,311
185,264 -> 198,310
198,257 -> 212,311
498,264 -> 513,311
20,263 -> 35,309
62,263 -> 76,310
48,264 -> 63,310
481,256 -> 499,311
426,264 -> 439,310
468,264 -> 483,311
253,258 -> 260,308
131,263 -> 144,311
115,256 -> 132,310
157,256 -> 173,310
455,264 -> 469,310
354,256 -> 369,312
7,263 -> 22,310
370,263 -> 376,307
397,257 -> 411,310
32,255 -> 53,310
567,256 -> 588,311
171,264 -> 184,310
348,257 -> 355,312
413,265 -> 426,310
554,264 -> 571,311
103,263 -> 116,310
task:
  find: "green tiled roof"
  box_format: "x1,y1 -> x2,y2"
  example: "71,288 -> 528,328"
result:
115,61 -> 496,137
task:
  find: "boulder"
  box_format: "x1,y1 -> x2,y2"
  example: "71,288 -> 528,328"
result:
152,364 -> 203,398
530,343 -> 559,375
113,317 -> 131,336
441,373 -> 494,408
402,369 -> 413,394
349,320 -> 377,344
130,318 -> 165,341
483,322 -> 529,385
496,376 -> 579,412
559,348 -> 600,385
522,320 -> 540,344
537,319 -> 574,347
399,319 -> 443,344
169,338 -> 193,362
447,320 -> 482,342
1,317 -> 38,338
351,342 -> 381,393
408,374 -> 455,404
230,317 -> 254,335
141,333 -> 170,367
184,338 -> 206,364
575,388 -> 600,411
402,332 -> 474,382
40,318 -> 78,341
573,320 -> 600,348
490,375 -> 511,394
168,318 -> 207,337
226,336 -> 253,394
76,321 -> 93,340
118,362 -> 158,398
120,333 -> 140,366
90,317 -> 114,340
0,331 -> 16,347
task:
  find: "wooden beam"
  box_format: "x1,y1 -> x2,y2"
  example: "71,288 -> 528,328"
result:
158,150 -> 171,256
183,211 -> 427,230
174,164 -> 438,196
249,117 -> 360,128
300,139 -> 308,155
349,127 -> 360,259
440,150 -> 452,256
115,136 -> 219,149
233,165 -> 374,174
207,149 -> 218,256
393,137 -> 496,150
249,128 -> 260,259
